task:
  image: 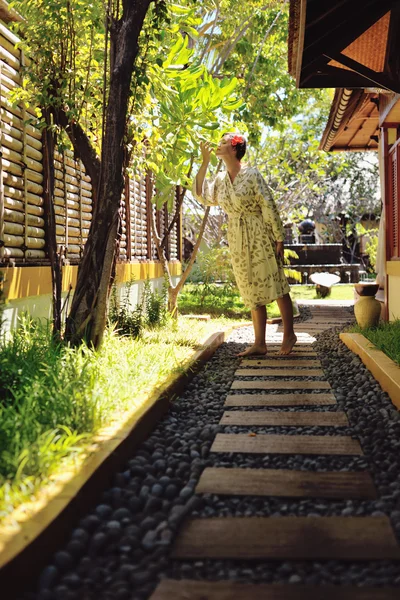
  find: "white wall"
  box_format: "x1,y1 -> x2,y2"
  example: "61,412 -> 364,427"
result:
1,277 -> 179,335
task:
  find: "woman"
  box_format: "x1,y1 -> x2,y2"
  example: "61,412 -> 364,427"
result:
194,132 -> 296,356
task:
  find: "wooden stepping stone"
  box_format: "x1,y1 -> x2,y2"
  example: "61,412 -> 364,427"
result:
266,351 -> 318,357
294,325 -> 328,328
196,467 -> 377,499
171,516 -> 400,560
211,433 -> 362,455
231,380 -> 331,390
150,580 -> 400,600
267,345 -> 317,351
236,368 -> 324,377
241,359 -> 321,367
225,393 -> 336,406
308,320 -> 350,324
220,411 -> 348,427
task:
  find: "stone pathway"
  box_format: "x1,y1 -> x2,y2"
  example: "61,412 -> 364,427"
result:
21,304 -> 400,600
150,306 -> 400,599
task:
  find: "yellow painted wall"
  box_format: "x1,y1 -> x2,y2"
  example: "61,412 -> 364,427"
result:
387,261 -> 400,320
1,262 -> 182,301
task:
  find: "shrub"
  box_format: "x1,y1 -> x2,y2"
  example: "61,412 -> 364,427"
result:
109,277 -> 169,337
0,271 -> 5,336
187,246 -> 235,286
109,279 -> 143,338
142,277 -> 169,328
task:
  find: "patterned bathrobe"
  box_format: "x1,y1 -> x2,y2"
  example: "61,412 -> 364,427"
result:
193,166 -> 290,309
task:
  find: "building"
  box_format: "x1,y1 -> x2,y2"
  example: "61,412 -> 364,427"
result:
288,0 -> 400,319
0,3 -> 181,332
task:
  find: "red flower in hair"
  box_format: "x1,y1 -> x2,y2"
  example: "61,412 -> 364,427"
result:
231,134 -> 244,147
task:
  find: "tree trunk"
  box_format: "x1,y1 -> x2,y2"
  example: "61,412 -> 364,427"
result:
42,108 -> 62,338
65,0 -> 153,347
168,286 -> 179,315
55,107 -> 101,204
152,201 -> 211,317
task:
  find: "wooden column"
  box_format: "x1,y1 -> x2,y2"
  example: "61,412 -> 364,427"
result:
382,126 -> 390,321
78,159 -> 84,259
62,153 -> 69,258
21,50 -> 28,261
145,172 -> 153,260
125,175 -> 132,261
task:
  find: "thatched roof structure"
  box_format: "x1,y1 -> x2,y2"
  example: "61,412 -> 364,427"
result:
288,0 -> 400,94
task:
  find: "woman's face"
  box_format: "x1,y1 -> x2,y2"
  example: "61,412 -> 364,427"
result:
216,135 -> 235,158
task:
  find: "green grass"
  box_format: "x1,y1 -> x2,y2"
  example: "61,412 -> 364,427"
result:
290,284 -> 355,301
178,283 -> 282,319
348,320 -> 400,366
0,315 -> 240,519
178,282 -> 354,321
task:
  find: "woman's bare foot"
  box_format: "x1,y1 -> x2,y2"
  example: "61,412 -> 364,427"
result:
279,334 -> 297,355
236,344 -> 267,357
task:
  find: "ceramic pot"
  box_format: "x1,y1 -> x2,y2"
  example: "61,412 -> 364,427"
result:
354,295 -> 381,328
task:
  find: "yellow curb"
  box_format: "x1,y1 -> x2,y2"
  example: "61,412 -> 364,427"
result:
0,323 -> 244,580
340,333 -> 400,410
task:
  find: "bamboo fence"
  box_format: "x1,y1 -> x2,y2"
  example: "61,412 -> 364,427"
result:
0,20 -> 180,267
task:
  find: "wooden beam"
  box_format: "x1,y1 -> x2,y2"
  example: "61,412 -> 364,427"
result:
300,67 -> 384,90
301,1 -> 392,82
124,175 -> 132,261
324,52 -> 400,94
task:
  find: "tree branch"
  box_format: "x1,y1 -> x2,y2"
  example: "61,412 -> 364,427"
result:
174,206 -> 210,295
161,155 -> 195,248
243,10 -> 282,95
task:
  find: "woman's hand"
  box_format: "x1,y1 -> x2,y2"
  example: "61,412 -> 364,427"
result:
276,241 -> 284,260
200,141 -> 214,163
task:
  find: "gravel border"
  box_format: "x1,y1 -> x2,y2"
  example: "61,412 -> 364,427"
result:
19,309 -> 400,600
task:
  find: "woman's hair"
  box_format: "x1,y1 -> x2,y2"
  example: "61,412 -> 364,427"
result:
223,132 -> 247,160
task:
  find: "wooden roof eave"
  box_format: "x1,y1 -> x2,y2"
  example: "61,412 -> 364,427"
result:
320,89 -> 380,153
319,89 -> 363,151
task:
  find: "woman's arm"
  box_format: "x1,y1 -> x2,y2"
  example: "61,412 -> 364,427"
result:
195,141 -> 213,196
193,141 -> 219,206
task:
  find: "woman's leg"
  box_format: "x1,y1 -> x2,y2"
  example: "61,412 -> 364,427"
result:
276,293 -> 297,355
237,305 -> 267,357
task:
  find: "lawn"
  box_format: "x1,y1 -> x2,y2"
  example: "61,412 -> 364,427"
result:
0,315 -> 241,518
178,282 -> 355,320
290,283 -> 355,301
349,320 -> 400,367
178,283 -> 281,319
